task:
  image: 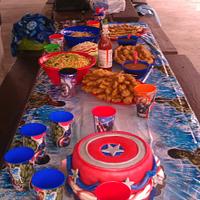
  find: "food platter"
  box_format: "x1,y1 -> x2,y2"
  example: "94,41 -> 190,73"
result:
82,69 -> 140,105
108,23 -> 148,40
114,44 -> 155,65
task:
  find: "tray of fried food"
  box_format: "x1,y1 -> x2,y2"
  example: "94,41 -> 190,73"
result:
108,24 -> 145,40
82,69 -> 140,104
114,44 -> 154,65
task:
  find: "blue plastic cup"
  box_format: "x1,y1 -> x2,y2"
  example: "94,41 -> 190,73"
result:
49,111 -> 74,147
20,123 -> 50,165
4,146 -> 35,191
31,168 -> 65,200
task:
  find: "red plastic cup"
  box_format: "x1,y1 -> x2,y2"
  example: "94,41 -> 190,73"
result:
95,181 -> 131,200
134,84 -> 157,118
92,106 -> 116,132
49,34 -> 64,50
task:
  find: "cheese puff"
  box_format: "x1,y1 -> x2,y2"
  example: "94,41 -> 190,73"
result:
82,86 -> 93,93
113,81 -> 118,89
97,94 -> 107,100
96,78 -> 105,84
105,88 -> 112,95
112,98 -> 122,103
121,89 -> 131,97
86,81 -> 97,86
123,96 -> 134,104
92,88 -> 104,95
126,45 -> 134,50
111,88 -> 118,97
126,55 -> 133,61
118,54 -> 126,62
115,57 -> 124,64
99,84 -> 107,89
123,49 -> 129,55
118,84 -> 127,91
102,80 -> 111,86
117,75 -> 125,83
124,80 -> 131,85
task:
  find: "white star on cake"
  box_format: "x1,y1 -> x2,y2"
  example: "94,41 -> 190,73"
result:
71,169 -> 79,183
124,177 -> 134,189
102,144 -> 124,156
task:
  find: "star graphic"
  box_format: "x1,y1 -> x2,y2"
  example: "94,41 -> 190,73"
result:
102,144 -> 124,156
124,177 -> 134,189
71,169 -> 79,184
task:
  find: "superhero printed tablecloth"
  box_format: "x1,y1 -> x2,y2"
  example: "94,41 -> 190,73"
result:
0,22 -> 200,200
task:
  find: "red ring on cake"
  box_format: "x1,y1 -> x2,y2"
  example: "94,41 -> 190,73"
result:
72,131 -> 153,185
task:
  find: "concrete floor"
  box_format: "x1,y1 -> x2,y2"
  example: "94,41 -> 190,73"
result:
0,0 -> 200,84
0,0 -> 46,84
148,0 -> 200,74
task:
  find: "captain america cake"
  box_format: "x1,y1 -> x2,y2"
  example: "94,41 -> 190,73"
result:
66,131 -> 165,200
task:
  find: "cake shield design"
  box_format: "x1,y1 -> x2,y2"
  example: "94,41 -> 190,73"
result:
67,131 -> 165,200
101,144 -> 124,156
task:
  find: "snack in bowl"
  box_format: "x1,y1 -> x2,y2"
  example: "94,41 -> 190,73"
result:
44,53 -> 90,69
70,31 -> 94,37
39,51 -> 96,85
63,25 -> 100,47
121,60 -> 151,79
82,69 -> 139,104
114,44 -> 154,64
71,41 -> 98,58
108,24 -> 145,39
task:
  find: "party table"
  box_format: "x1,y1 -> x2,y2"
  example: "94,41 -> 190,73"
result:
0,21 -> 200,199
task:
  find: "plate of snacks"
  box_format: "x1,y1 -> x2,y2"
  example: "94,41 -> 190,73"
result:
108,24 -> 146,40
82,69 -> 140,104
114,44 -> 155,65
71,41 -> 98,58
39,51 -> 96,85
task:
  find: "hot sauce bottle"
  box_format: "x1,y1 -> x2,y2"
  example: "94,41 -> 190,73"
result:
98,25 -> 113,69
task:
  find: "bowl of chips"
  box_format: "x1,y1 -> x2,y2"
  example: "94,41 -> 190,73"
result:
63,26 -> 100,47
39,51 -> 96,85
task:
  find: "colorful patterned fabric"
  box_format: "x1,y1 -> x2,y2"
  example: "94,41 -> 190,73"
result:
11,13 -> 55,56
1,22 -> 200,199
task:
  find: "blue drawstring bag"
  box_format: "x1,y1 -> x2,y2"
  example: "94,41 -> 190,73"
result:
11,13 -> 55,56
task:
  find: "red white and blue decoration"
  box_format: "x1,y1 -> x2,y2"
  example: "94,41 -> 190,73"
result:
67,131 -> 165,200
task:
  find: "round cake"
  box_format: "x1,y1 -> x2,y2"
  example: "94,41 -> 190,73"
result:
67,131 -> 165,200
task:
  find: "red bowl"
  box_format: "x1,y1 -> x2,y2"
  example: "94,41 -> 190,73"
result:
38,51 -> 96,85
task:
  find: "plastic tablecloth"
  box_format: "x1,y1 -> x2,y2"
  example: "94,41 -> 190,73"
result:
0,22 -> 200,200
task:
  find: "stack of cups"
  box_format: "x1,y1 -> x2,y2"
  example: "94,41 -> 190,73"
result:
4,147 -> 35,191
92,106 -> 116,132
49,111 -> 74,147
20,123 -> 50,165
31,168 -> 65,200
134,84 -> 157,118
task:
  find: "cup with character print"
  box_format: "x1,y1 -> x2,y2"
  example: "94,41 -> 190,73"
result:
59,68 -> 77,98
92,106 -> 116,132
49,34 -> 64,51
134,84 -> 157,118
4,146 -> 35,191
49,111 -> 74,147
31,168 -> 65,200
20,123 -> 50,165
